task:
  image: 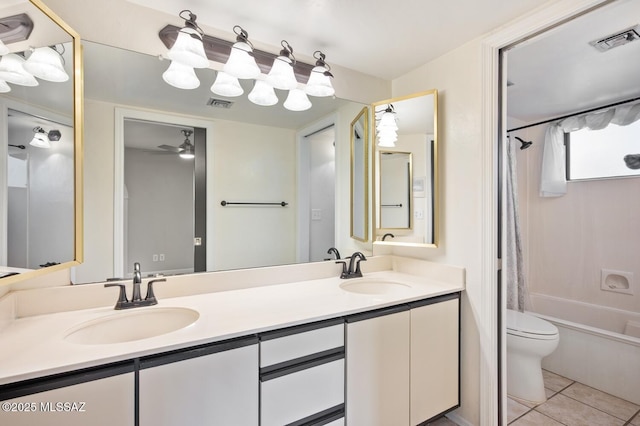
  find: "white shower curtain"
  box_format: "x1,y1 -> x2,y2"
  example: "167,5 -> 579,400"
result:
540,101 -> 640,197
505,136 -> 526,312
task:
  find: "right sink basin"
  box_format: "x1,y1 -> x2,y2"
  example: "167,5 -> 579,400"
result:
339,279 -> 413,295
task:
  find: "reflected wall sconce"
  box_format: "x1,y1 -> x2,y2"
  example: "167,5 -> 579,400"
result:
30,126 -> 61,149
158,10 -> 335,112
376,104 -> 398,147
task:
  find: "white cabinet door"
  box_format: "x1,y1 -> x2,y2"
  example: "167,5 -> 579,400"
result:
346,308 -> 410,426
0,372 -> 135,426
139,342 -> 258,426
410,296 -> 460,425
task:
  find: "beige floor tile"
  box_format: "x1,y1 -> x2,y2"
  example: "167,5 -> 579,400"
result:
536,393 -> 625,426
507,397 -> 531,423
542,369 -> 573,392
561,382 -> 640,421
510,410 -> 564,426
630,410 -> 640,426
427,416 -> 458,425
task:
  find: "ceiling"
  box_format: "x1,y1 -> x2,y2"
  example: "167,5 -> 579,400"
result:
506,0 -> 640,124
126,0 -> 549,80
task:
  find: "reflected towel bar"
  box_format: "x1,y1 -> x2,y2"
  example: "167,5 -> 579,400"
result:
381,203 -> 403,207
221,201 -> 288,207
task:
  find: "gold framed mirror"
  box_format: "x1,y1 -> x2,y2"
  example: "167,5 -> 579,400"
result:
350,106 -> 369,242
0,0 -> 83,286
372,90 -> 438,247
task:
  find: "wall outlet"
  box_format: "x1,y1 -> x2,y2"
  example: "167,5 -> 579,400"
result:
152,254 -> 158,262
414,209 -> 424,220
311,209 -> 322,221
159,254 -> 165,261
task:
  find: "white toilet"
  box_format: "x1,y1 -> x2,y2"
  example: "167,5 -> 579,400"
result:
506,309 -> 559,403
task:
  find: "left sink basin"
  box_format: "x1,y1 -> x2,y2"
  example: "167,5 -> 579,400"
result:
65,307 -> 200,345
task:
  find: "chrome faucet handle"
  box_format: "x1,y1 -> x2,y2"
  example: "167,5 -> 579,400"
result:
104,283 -> 129,310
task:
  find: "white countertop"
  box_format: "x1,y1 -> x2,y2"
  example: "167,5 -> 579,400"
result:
0,270 -> 463,385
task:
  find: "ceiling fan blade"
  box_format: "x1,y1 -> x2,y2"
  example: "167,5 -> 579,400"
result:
157,144 -> 182,153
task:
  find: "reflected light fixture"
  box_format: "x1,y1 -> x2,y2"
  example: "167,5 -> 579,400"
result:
30,126 -> 59,148
284,88 -> 312,111
377,105 -> 398,147
223,25 -> 261,79
179,129 -> 195,159
162,60 -> 200,89
210,71 -> 243,97
0,53 -> 38,86
0,80 -> 9,93
23,45 -> 69,82
304,51 -> 335,97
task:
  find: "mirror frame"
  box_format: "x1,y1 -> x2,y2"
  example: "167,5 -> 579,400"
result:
350,106 -> 369,242
1,0 -> 83,287
372,89 -> 439,248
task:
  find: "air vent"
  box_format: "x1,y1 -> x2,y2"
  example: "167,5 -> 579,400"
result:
206,98 -> 234,109
590,24 -> 640,52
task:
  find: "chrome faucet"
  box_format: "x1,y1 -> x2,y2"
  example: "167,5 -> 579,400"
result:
105,262 -> 164,310
336,252 -> 367,279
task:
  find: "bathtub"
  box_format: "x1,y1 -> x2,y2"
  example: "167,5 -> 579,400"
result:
527,293 -> 640,405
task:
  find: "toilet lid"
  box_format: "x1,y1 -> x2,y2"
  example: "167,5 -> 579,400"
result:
506,309 -> 558,339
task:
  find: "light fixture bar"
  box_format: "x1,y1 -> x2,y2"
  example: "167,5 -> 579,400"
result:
159,24 -> 314,84
0,13 -> 34,45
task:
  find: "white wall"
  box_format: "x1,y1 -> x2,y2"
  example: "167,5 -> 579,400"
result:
385,40 -> 486,426
511,124 -> 640,314
308,128 -> 336,262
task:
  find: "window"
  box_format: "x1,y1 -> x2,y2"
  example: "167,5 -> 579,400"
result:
567,120 -> 640,180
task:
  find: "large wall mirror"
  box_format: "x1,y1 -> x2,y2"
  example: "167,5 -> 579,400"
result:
72,39 -> 372,284
373,90 -> 438,247
0,0 -> 82,285
350,107 -> 369,242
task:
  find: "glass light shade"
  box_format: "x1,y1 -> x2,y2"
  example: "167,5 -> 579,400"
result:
179,142 -> 195,159
378,112 -> 398,131
266,56 -> 297,90
248,80 -> 278,106
0,54 -> 39,86
0,40 -> 9,56
223,42 -> 260,79
284,88 -> 312,111
0,80 -> 10,93
167,27 -> 209,68
210,71 -> 243,97
162,61 -> 200,90
30,132 -> 50,148
23,47 -> 69,82
304,66 -> 334,97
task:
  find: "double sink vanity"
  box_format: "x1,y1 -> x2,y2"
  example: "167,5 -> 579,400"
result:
0,255 -> 464,426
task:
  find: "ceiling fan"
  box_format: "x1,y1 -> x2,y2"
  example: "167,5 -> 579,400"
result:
157,129 -> 195,159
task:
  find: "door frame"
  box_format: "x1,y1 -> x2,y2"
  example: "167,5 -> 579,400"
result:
113,108 -> 214,278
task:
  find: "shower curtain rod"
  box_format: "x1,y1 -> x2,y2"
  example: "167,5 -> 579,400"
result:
507,95 -> 640,133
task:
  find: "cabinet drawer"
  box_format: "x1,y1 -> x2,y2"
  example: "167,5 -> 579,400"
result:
261,358 -> 344,426
260,320 -> 344,367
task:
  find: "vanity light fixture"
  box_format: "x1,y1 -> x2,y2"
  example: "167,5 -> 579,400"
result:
0,79 -> 9,93
304,51 -> 335,97
376,104 -> 398,147
158,11 -> 335,112
0,39 -> 8,56
166,10 -> 209,69
223,26 -> 261,79
23,45 -> 69,82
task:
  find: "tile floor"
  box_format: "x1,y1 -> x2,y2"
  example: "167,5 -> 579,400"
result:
507,370 -> 640,425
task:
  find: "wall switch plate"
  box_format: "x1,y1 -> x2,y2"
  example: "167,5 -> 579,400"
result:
311,209 -> 322,220
152,254 -> 158,262
159,254 -> 165,261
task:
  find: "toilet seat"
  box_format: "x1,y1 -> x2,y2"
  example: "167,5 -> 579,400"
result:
507,310 -> 558,340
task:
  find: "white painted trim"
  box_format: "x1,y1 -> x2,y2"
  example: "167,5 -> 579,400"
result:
295,114 -> 338,263
113,107 -> 215,277
446,412 -> 475,426
480,0 -> 611,424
